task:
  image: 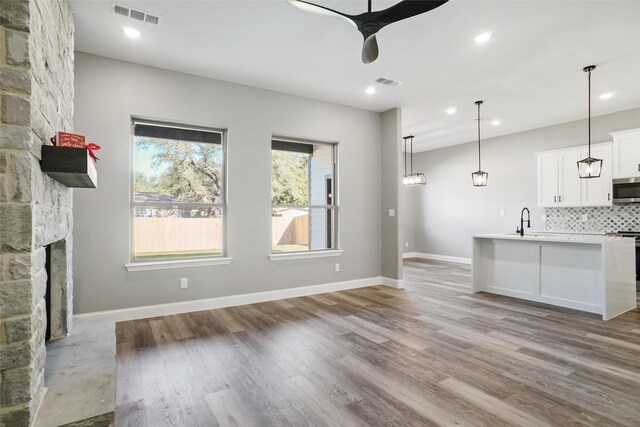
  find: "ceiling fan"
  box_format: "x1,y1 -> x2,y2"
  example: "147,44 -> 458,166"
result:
287,0 -> 450,63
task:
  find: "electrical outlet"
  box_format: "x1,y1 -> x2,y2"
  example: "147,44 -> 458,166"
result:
405,242 -> 409,248
388,209 -> 395,217
499,210 -> 505,217
335,263 -> 340,272
180,278 -> 188,289
581,214 -> 588,222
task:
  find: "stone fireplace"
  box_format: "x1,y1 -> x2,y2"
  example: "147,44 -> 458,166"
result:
44,239 -> 71,343
0,0 -> 75,425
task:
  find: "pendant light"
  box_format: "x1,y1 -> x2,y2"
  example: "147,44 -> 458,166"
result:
402,135 -> 426,185
577,65 -> 602,179
471,100 -> 488,186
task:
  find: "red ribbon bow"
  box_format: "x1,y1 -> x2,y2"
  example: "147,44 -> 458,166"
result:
86,143 -> 101,162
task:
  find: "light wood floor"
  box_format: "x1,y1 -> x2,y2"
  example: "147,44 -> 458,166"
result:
115,259 -> 640,426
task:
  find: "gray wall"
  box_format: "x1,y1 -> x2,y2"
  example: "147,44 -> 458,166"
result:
380,108 -> 402,280
401,186 -> 417,254
403,107 -> 640,259
73,53 -> 383,313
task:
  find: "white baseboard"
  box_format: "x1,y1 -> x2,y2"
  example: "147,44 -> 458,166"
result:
404,252 -> 471,265
74,276 -> 400,322
381,277 -> 405,289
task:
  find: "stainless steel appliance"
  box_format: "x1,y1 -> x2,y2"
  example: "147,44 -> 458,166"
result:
612,177 -> 640,203
610,231 -> 640,292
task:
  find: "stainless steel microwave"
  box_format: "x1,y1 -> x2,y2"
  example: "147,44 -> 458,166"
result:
612,177 -> 640,203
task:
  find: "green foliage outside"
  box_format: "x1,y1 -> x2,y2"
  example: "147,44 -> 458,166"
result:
134,171 -> 161,193
135,138 -> 310,206
134,138 -> 223,203
271,150 -> 309,205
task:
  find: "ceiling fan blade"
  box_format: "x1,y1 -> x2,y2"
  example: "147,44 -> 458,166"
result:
375,0 -> 450,25
361,34 -> 379,64
286,0 -> 357,28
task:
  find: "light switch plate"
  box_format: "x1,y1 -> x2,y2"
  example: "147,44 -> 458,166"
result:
388,209 -> 395,217
499,210 -> 505,217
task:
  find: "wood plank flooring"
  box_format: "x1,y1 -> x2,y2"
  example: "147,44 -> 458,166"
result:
115,259 -> 640,426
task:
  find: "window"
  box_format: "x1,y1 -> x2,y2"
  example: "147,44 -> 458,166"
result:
131,120 -> 226,262
271,138 -> 337,253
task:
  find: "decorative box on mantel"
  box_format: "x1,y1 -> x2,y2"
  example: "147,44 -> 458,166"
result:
41,145 -> 97,188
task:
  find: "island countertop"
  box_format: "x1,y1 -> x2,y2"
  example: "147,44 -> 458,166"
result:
473,232 -> 634,245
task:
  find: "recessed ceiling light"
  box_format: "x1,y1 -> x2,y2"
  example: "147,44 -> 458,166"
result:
123,27 -> 141,39
446,107 -> 457,114
365,86 -> 376,95
491,119 -> 501,126
599,92 -> 615,100
474,32 -> 492,44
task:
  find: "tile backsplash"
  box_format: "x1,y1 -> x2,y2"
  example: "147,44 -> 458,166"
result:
545,205 -> 640,233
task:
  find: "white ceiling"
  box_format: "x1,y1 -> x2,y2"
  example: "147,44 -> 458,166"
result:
71,0 -> 640,152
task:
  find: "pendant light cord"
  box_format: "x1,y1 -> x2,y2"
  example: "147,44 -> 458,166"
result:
410,136 -> 413,175
477,102 -> 481,170
588,67 -> 591,158
403,137 -> 407,176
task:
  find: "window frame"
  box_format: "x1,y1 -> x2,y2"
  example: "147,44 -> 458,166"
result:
270,135 -> 340,256
128,117 -> 228,266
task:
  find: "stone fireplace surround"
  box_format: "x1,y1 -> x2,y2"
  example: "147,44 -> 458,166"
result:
1,0 -> 75,425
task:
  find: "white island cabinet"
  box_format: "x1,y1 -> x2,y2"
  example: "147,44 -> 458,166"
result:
472,233 -> 636,320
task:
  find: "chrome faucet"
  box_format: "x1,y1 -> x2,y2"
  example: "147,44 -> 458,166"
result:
516,207 -> 531,236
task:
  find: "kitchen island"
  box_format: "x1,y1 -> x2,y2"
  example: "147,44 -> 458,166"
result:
472,232 -> 636,320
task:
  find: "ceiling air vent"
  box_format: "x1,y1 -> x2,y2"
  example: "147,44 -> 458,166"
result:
145,14 -> 160,25
113,4 -> 129,17
112,4 -> 161,25
375,77 -> 402,87
129,9 -> 145,21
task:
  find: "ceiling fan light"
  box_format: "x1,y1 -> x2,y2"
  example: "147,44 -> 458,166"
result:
577,157 -> 602,178
287,0 -> 450,63
472,170 -> 488,187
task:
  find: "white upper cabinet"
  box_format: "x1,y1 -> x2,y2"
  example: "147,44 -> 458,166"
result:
611,128 -> 640,179
537,153 -> 559,207
581,144 -> 613,206
558,149 -> 583,207
537,148 -> 582,207
537,142 -> 612,208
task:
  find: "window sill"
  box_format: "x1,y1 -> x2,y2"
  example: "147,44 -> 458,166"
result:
269,250 -> 343,261
125,257 -> 233,272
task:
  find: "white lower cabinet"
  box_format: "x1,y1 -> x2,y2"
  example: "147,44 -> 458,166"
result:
472,235 -> 637,320
537,142 -> 612,207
